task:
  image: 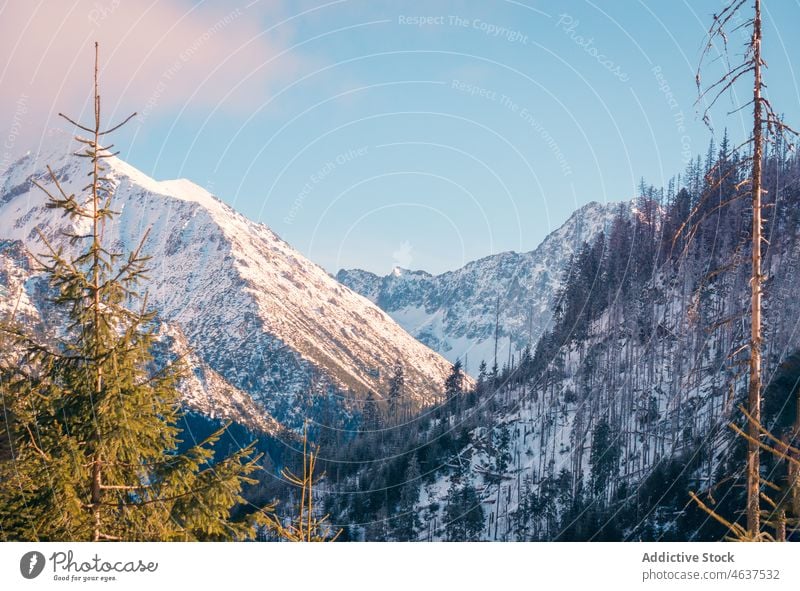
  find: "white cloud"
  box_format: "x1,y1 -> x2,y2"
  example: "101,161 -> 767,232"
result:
0,0 -> 303,155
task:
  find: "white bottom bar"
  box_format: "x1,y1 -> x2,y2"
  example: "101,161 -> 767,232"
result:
1,542 -> 797,590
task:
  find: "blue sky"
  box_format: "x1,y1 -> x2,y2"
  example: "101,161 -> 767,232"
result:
3,1 -> 800,275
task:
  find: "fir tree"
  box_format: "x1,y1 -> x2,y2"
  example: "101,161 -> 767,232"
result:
387,360 -> 404,424
444,358 -> 464,400
589,418 -> 620,497
0,44 -> 266,542
443,480 -> 484,541
476,360 -> 488,394
392,454 -> 422,540
362,391 -> 382,431
491,425 -> 512,477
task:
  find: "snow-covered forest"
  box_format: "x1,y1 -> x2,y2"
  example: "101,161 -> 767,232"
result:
2,1 -> 799,543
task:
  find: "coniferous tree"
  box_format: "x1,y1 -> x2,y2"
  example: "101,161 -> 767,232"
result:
392,454 -> 422,540
490,425 -> 512,478
362,391 -> 381,431
387,360 -> 404,424
589,418 -> 620,497
0,44 -> 265,542
444,480 -> 484,541
444,359 -> 464,400
476,360 -> 488,397
511,475 -> 534,540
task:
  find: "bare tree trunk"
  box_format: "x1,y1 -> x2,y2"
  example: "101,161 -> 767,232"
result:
791,385 -> 800,531
746,0 -> 764,539
775,511 -> 786,542
493,294 -> 500,371
90,41 -> 104,543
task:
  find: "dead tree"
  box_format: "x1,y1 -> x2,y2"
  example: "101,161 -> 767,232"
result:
693,0 -> 797,540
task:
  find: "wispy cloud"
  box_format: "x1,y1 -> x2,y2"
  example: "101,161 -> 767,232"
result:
0,0 -> 303,151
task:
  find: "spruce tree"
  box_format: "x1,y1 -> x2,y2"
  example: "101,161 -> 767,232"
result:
476,360 -> 488,393
392,454 -> 421,540
589,418 -> 620,498
491,426 -> 512,477
362,391 -> 381,431
444,359 -> 464,400
444,480 -> 484,541
0,43 -> 265,542
387,361 -> 404,425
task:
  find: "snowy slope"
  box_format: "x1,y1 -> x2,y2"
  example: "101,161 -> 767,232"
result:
401,173 -> 800,541
0,132 -> 458,430
0,239 -> 278,434
337,201 -> 622,369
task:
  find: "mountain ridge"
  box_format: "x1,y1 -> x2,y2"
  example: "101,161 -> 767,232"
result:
0,132 -> 460,432
337,200 -> 624,368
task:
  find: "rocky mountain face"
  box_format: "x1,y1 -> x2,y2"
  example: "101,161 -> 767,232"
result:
0,238 -> 279,434
337,201 -> 621,370
325,149 -> 800,541
0,133 -> 457,433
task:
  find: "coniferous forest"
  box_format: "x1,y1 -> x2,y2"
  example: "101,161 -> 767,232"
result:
1,1 -> 799,544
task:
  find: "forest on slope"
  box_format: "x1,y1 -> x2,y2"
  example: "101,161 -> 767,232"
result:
3,1 -> 798,544
315,138 -> 800,541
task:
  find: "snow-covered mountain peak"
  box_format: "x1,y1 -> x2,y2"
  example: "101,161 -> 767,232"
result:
338,200 -> 621,368
0,142 -> 461,431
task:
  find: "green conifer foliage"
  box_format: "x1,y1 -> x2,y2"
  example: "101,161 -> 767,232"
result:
0,43 -> 267,542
